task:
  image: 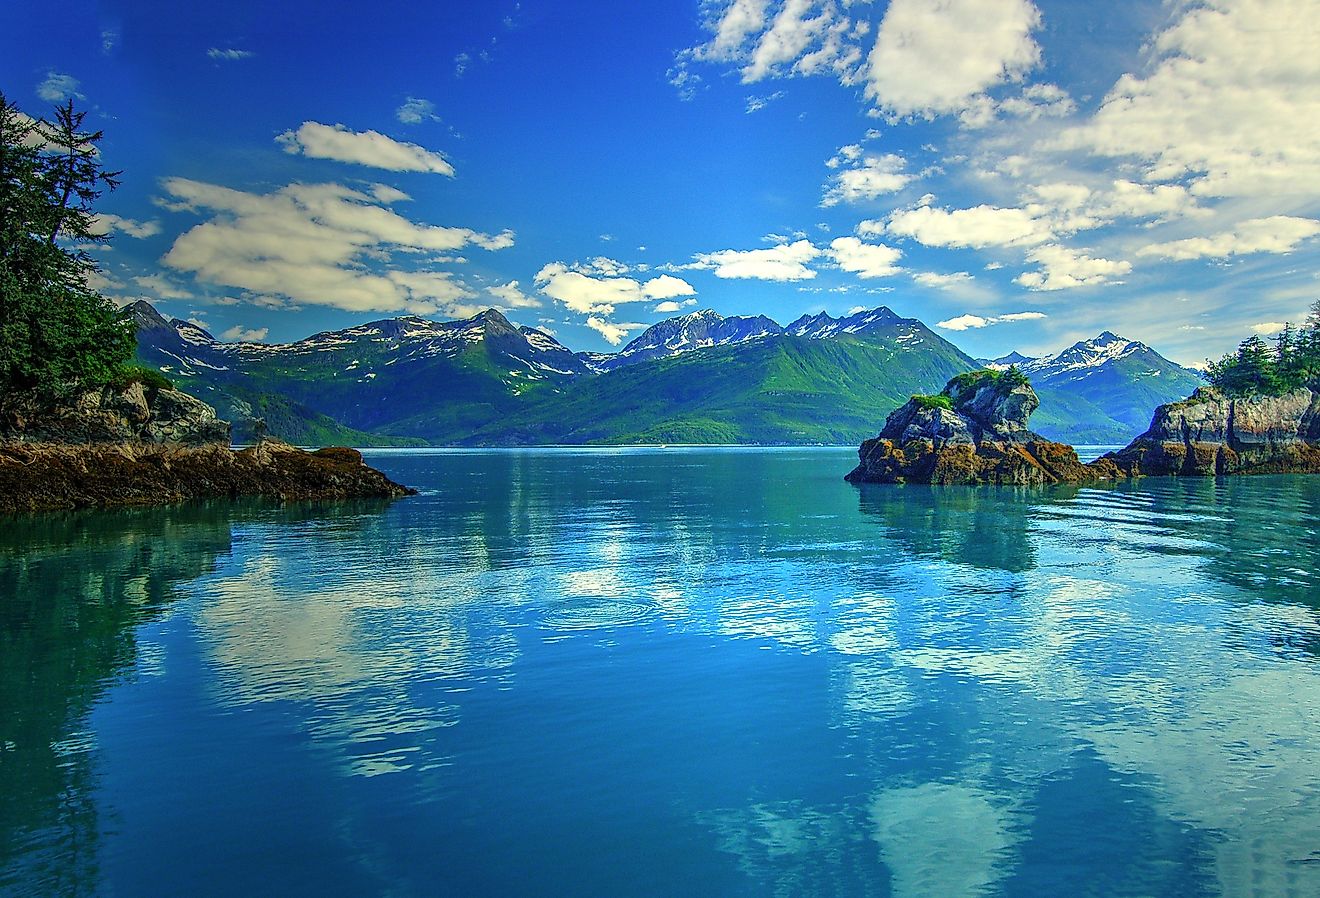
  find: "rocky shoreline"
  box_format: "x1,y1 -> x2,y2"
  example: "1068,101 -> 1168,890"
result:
846,372 -> 1320,485
0,382 -> 413,514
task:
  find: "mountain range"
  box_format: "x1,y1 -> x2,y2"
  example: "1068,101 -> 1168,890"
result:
130,300 -> 1202,446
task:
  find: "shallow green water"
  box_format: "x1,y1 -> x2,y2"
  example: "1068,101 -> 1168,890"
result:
2,448 -> 1319,896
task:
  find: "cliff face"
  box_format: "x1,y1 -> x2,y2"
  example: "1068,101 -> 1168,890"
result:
0,381 -> 230,445
1106,386 -> 1320,476
0,382 -> 414,513
846,373 -> 1113,485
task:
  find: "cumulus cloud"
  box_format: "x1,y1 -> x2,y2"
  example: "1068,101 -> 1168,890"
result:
276,122 -> 455,175
828,237 -> 902,278
36,71 -> 82,102
654,298 -> 699,313
585,316 -> 646,346
1251,322 -> 1287,335
1055,0 -> 1320,198
395,97 -> 440,124
1015,244 -> 1131,291
1136,216 -> 1320,262
821,151 -> 913,206
159,178 -> 511,314
746,91 -> 785,113
676,0 -> 865,93
221,325 -> 269,342
742,0 -> 832,82
937,311 -> 1045,330
690,239 -> 821,281
885,204 -> 1052,248
534,263 -> 696,315
487,281 -> 541,309
89,213 -> 161,239
207,48 -> 254,61
865,0 -> 1042,118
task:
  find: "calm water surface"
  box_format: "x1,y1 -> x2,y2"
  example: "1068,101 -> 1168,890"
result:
3,448 -> 1320,897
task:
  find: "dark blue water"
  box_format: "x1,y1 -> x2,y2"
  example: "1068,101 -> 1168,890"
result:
3,448 -> 1320,897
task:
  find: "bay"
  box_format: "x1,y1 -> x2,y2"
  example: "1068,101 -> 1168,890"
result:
2,447 -> 1319,897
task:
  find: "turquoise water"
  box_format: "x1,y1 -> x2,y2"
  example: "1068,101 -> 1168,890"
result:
3,447 -> 1320,897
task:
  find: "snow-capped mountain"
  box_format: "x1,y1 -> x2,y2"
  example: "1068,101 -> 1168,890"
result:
590,309 -> 782,371
1001,331 -> 1205,441
132,301 -> 591,382
976,351 -> 1036,370
1023,332 -> 1171,384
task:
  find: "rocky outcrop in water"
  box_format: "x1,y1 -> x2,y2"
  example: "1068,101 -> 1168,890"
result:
1104,386 -> 1320,476
0,381 -> 414,513
0,380 -> 230,445
846,371 -> 1116,485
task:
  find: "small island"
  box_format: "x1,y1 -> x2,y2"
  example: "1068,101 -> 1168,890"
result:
0,93 -> 411,515
848,310 -> 1320,485
845,368 -> 1110,485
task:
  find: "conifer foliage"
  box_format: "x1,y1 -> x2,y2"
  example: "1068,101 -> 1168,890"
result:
0,91 -> 134,395
1204,302 -> 1320,397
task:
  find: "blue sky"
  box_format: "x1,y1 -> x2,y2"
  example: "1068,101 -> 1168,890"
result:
4,0 -> 1319,365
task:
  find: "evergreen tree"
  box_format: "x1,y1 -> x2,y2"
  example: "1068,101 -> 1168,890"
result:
0,92 -> 134,396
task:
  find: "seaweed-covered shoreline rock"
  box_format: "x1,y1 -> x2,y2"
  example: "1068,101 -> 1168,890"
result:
846,370 -> 1118,485
0,382 -> 414,513
1104,386 -> 1320,476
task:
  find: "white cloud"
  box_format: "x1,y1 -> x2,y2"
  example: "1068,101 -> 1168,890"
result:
395,97 -> 440,124
221,325 -> 269,342
822,151 -> 913,206
1136,216 -> 1320,262
36,71 -> 82,102
743,0 -> 831,82
369,183 -> 411,204
829,237 -> 902,278
487,280 -> 541,309
864,0 -> 1042,117
207,48 -> 254,61
534,263 -> 695,315
885,204 -> 1051,248
654,298 -> 699,313
585,316 -> 646,346
680,0 -> 864,91
937,311 -> 1045,330
89,213 -> 161,239
746,91 -> 785,113
691,239 -> 821,281
913,271 -> 974,288
276,122 -> 455,176
1054,0 -> 1320,198
133,274 -> 194,300
1251,322 -> 1287,335
159,178 -> 511,315
703,0 -> 771,61
1015,244 -> 1131,291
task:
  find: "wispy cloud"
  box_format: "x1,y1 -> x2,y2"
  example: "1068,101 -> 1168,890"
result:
207,48 -> 254,61
221,325 -> 269,341
395,97 -> 440,124
276,122 -> 455,175
937,311 -> 1045,331
36,71 -> 82,102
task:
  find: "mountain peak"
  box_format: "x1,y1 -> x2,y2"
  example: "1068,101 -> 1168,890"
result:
787,306 -> 903,339
473,307 -> 513,326
125,299 -> 170,331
